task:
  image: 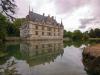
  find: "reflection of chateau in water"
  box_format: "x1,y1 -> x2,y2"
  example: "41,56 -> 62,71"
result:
20,40 -> 64,66
0,41 -> 64,75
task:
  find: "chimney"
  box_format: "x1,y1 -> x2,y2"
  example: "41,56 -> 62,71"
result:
52,16 -> 54,19
48,14 -> 50,17
43,13 -> 45,16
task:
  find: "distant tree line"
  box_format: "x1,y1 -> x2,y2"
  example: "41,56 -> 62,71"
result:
64,28 -> 100,41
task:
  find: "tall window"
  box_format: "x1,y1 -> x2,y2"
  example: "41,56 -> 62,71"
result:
48,27 -> 51,31
42,32 -> 44,35
35,31 -> 38,35
58,33 -> 60,36
54,33 -> 56,36
36,26 -> 38,30
54,28 -> 56,32
48,32 -> 51,36
35,45 -> 38,49
42,26 -> 44,30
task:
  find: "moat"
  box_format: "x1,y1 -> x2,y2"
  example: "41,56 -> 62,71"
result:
0,40 -> 99,75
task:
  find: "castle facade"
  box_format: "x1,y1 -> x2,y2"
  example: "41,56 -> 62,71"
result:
20,11 -> 64,40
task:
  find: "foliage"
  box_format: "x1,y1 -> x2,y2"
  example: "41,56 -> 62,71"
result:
63,28 -> 100,41
6,22 -> 20,36
89,28 -> 100,38
72,30 -> 83,40
63,30 -> 72,38
82,31 -> 89,40
0,13 -> 7,40
0,13 -> 21,40
64,30 -> 83,41
12,18 -> 25,36
0,0 -> 16,20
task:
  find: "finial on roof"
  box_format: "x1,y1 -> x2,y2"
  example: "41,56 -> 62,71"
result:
52,16 -> 54,19
55,16 -> 56,20
48,14 -> 50,17
29,5 -> 30,12
43,13 -> 45,16
32,8 -> 34,12
61,19 -> 63,25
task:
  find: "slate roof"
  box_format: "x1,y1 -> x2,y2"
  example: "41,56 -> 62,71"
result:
26,11 -> 63,27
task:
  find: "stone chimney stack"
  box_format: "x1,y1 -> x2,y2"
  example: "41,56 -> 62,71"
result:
52,16 -> 54,19
48,14 -> 50,17
43,13 -> 45,16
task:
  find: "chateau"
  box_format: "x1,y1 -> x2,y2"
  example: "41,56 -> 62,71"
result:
20,10 -> 64,40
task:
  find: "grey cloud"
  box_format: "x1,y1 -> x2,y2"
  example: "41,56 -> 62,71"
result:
91,0 -> 100,18
79,25 -> 87,29
56,0 -> 100,29
15,0 -> 29,18
15,0 -> 100,18
54,0 -> 90,14
79,18 -> 95,29
54,0 -> 100,19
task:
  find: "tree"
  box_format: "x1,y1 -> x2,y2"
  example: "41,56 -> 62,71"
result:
0,13 -> 20,40
0,13 -> 7,40
83,31 -> 89,40
0,0 -> 16,19
72,30 -> 83,40
13,18 -> 25,28
94,28 -> 100,38
63,30 -> 67,37
63,30 -> 72,38
89,29 -> 95,38
88,28 -> 100,38
6,22 -> 20,36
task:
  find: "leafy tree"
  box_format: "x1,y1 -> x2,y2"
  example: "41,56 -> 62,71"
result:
88,28 -> 100,38
6,18 -> 26,37
72,30 -> 83,40
63,30 -> 72,38
13,18 -> 25,28
83,31 -> 89,40
94,28 -> 100,38
0,13 -> 7,40
0,0 -> 16,19
63,30 -> 67,37
6,22 -> 20,36
0,13 -> 20,40
89,29 -> 95,38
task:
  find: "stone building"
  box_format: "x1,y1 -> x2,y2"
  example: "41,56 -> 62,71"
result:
20,10 -> 64,40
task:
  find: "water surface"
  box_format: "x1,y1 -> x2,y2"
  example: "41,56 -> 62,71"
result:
0,40 -> 89,75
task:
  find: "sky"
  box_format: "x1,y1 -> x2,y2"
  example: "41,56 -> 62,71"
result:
15,0 -> 100,32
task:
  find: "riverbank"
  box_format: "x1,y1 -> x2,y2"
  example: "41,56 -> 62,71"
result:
89,38 -> 100,41
5,37 -> 64,41
82,44 -> 100,75
83,44 -> 100,57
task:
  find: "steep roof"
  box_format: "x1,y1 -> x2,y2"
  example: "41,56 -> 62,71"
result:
26,11 -> 62,26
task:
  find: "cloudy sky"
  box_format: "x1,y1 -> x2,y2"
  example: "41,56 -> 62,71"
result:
15,0 -> 100,32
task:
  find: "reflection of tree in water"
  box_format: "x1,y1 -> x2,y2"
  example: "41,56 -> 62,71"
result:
0,42 -> 22,65
0,42 -> 9,65
63,40 -> 100,48
0,57 -> 20,75
64,40 -> 89,48
82,52 -> 100,75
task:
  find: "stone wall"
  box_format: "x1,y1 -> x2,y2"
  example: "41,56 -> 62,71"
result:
20,21 -> 63,40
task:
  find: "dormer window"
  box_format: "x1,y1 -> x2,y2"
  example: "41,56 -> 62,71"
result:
36,26 -> 38,30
